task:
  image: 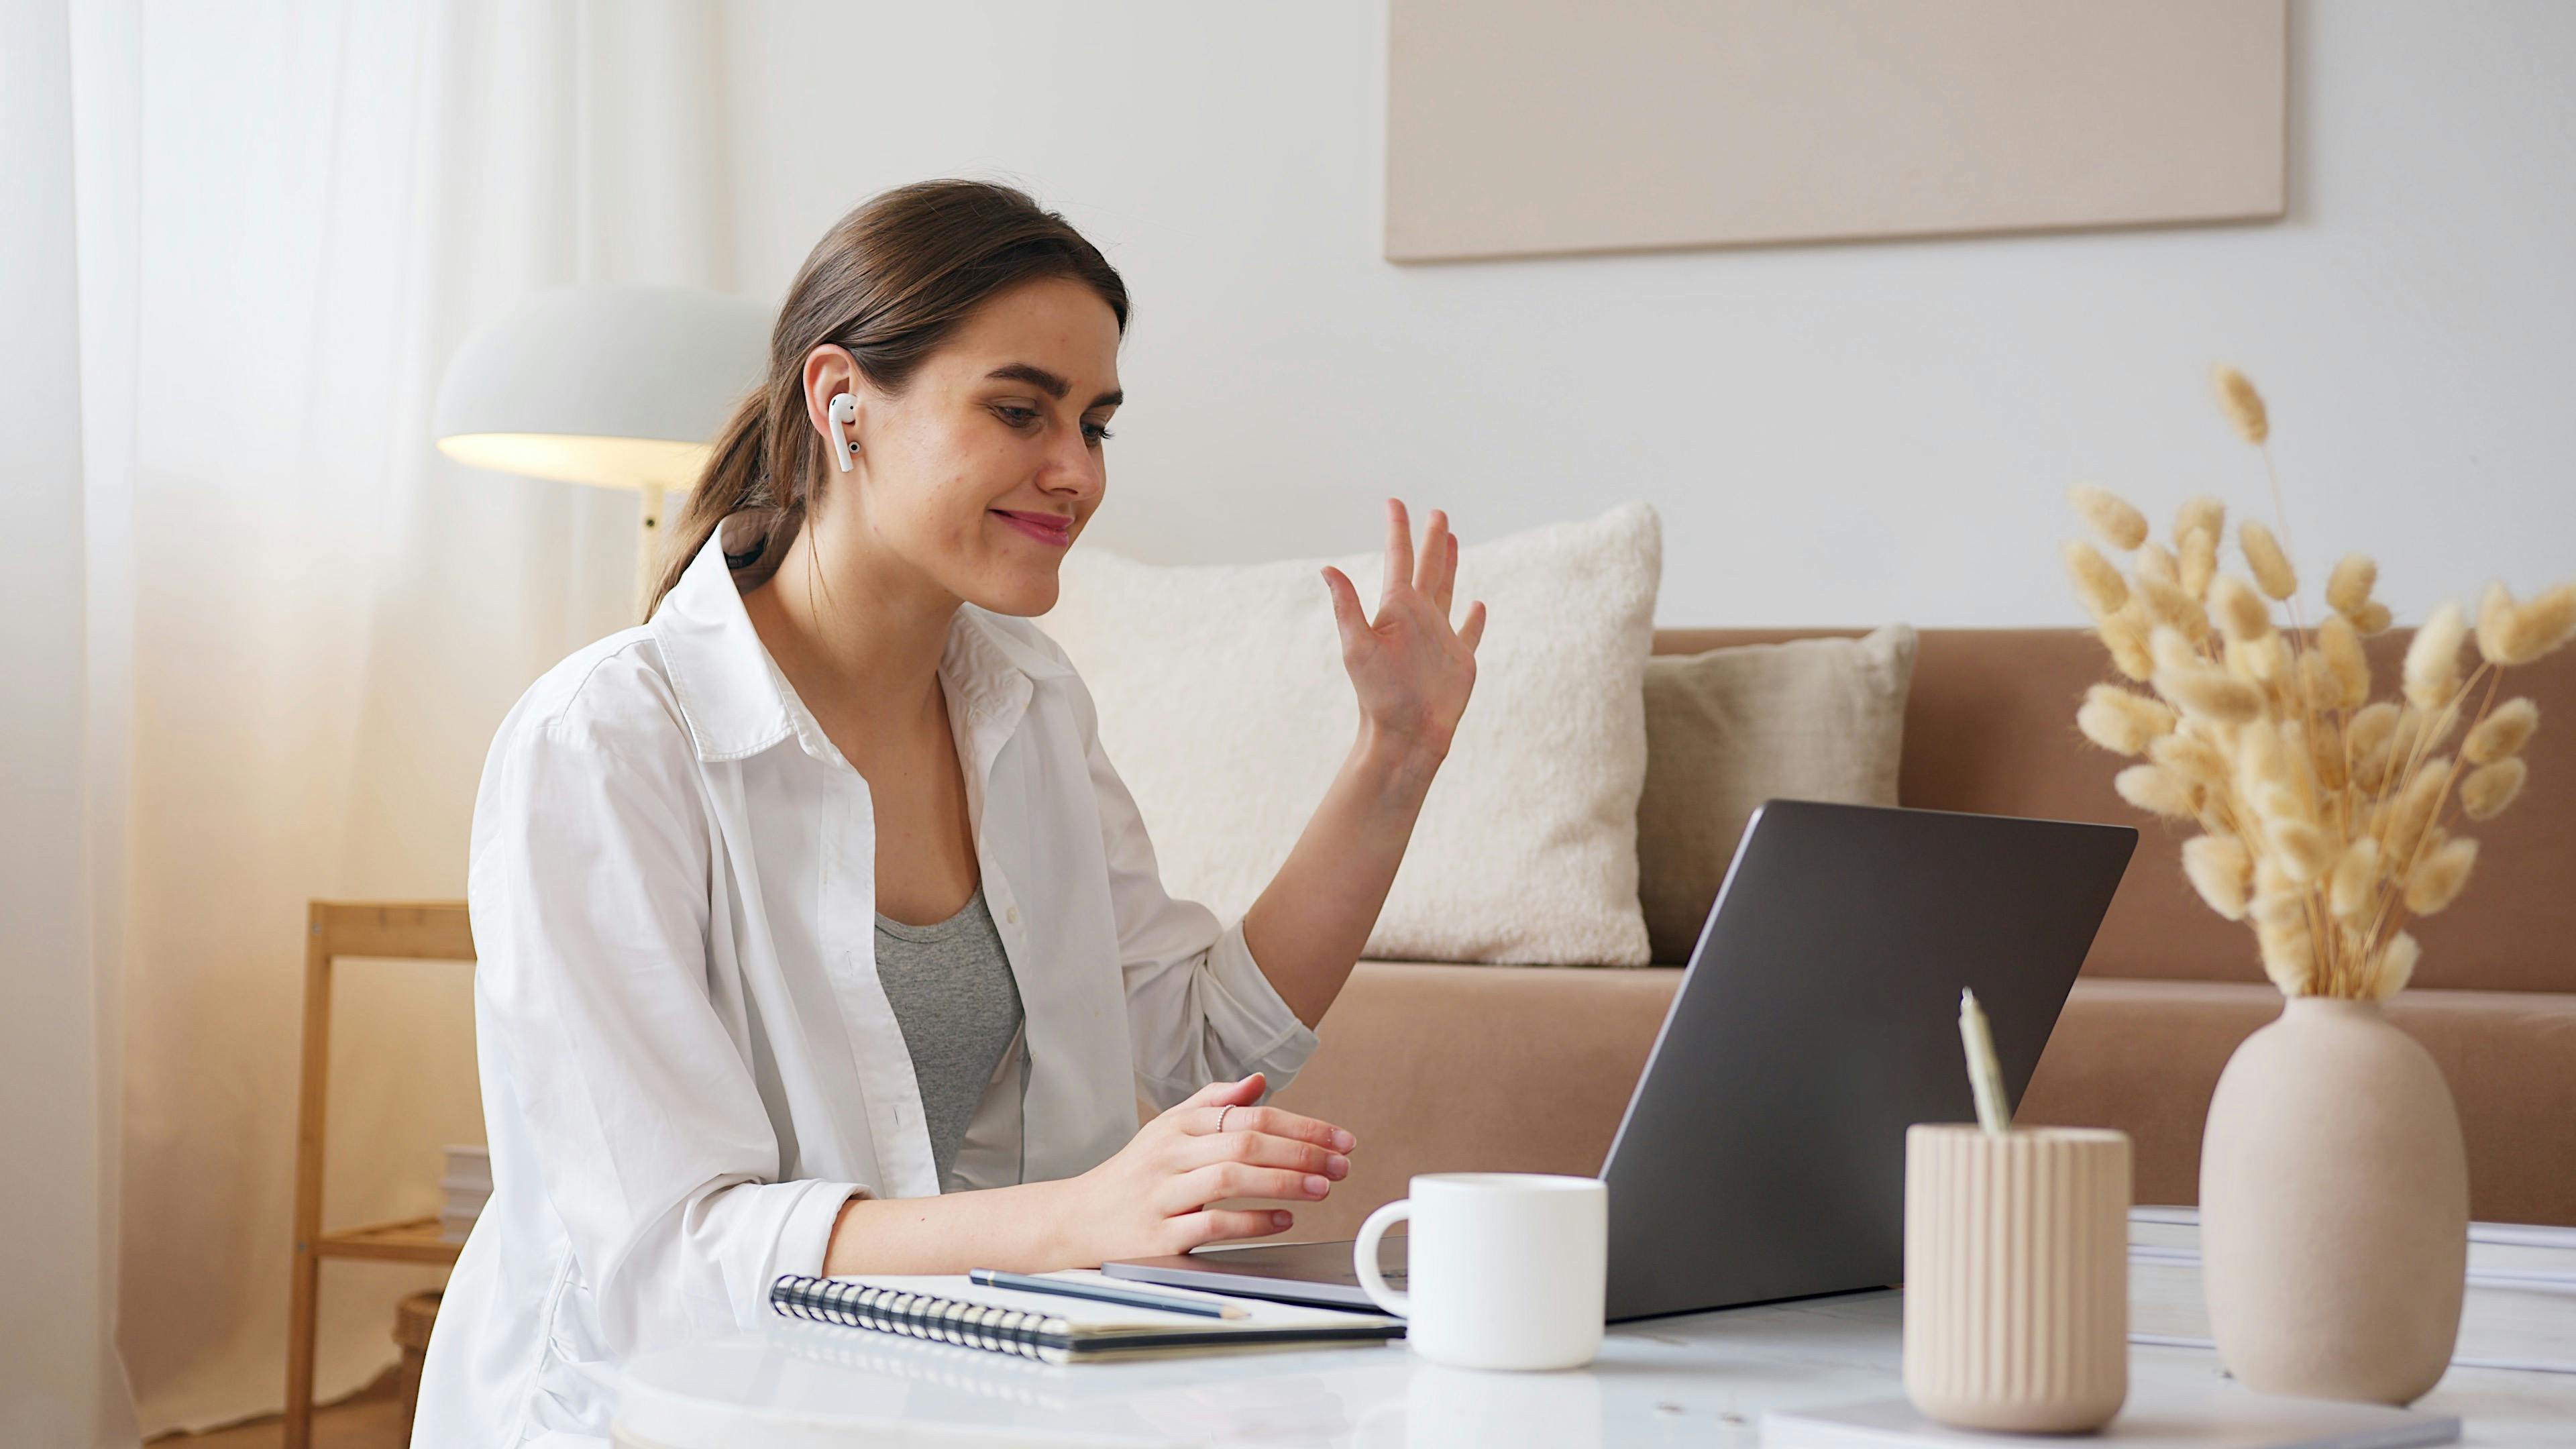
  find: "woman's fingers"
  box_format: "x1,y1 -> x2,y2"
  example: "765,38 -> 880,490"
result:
1417,507 -> 1450,598
1432,527 -> 1458,616
1320,565 -> 1368,644
1161,1161 -> 1336,1215
1459,599 -> 1487,653
1171,1208 -> 1295,1250
1381,497 -> 1413,608
1183,1128 -> 1349,1180
1191,1102 -> 1355,1152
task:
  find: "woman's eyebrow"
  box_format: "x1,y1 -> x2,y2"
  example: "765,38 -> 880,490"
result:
985,362 -> 1121,410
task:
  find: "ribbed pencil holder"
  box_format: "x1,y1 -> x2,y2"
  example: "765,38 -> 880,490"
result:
1902,1124 -> 2131,1434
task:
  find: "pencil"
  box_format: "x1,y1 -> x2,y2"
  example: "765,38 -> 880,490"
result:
967,1268 -> 1250,1320
1957,987 -> 2012,1135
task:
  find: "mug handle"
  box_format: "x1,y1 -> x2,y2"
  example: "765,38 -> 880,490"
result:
1354,1198 -> 1411,1316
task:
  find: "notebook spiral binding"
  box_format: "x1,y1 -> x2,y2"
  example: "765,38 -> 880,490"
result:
770,1274 -> 1073,1362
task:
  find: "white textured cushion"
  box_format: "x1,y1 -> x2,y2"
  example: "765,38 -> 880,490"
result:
1039,502 -> 1662,966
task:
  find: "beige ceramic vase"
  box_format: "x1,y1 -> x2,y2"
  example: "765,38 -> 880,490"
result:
2199,997 -> 2468,1405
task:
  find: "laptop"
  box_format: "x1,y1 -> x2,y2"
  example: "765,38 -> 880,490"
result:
1103,799 -> 2136,1322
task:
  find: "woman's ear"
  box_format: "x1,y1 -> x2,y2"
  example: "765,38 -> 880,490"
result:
800,343 -> 863,468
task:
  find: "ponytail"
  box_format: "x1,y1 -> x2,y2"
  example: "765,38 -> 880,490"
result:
644,179 -> 1129,619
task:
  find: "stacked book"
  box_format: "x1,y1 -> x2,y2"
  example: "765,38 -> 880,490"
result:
439,1144 -> 490,1243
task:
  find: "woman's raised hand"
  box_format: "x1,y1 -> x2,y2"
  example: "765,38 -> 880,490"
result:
1319,498 -> 1488,763
1057,1072 -> 1356,1261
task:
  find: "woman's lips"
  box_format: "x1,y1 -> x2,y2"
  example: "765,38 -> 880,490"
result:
991,510 -> 1073,547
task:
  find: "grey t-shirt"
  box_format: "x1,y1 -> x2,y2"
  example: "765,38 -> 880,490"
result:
871,884 -> 1025,1190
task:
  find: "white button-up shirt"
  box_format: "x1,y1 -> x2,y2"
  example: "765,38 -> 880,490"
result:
413,521 -> 1320,1446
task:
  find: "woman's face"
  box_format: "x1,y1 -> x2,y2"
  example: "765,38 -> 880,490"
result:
802,275 -> 1120,619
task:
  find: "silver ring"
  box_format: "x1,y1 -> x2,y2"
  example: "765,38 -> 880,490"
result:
1216,1104 -> 1235,1134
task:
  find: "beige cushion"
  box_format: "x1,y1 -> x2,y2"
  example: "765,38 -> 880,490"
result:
1635,625 -> 1917,963
1040,502 -> 1661,966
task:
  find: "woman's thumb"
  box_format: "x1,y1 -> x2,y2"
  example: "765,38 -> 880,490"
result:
1320,567 -> 1362,636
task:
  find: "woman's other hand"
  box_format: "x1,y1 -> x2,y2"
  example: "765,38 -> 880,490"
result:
1319,498 -> 1487,763
1058,1073 -> 1356,1261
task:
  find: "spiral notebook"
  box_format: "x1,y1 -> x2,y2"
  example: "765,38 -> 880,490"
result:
769,1272 -> 1405,1364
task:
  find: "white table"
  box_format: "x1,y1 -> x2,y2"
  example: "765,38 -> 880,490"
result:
616,1271 -> 2573,1448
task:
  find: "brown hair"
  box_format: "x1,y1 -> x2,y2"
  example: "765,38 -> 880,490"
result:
648,179 -> 1129,616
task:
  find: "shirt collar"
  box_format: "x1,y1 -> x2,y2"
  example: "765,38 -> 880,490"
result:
648,513 -> 1071,764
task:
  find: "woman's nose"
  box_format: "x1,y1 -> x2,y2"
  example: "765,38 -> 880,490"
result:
1044,428 -> 1105,495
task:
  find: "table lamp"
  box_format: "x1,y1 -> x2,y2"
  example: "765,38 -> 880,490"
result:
432,284 -> 771,600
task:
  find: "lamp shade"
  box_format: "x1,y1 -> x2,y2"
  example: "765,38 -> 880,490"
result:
432,284 -> 771,491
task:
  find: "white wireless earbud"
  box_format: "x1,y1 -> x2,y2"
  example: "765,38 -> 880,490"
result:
827,392 -> 858,473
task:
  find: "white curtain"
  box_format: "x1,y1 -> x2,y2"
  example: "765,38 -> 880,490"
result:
64,1 -> 738,1432
4,0 -> 140,1440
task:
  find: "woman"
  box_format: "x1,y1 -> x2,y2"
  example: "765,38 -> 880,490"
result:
414,179 -> 1486,1444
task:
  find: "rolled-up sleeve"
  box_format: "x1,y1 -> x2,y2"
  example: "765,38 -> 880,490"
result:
1062,677 -> 1320,1110
468,708 -> 865,1352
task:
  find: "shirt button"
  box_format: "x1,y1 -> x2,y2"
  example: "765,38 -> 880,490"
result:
1006,906 -> 1020,925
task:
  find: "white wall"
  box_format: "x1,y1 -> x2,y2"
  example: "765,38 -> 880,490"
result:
720,0 -> 2576,628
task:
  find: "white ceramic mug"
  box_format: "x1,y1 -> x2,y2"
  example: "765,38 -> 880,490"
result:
1353,1173 -> 1607,1371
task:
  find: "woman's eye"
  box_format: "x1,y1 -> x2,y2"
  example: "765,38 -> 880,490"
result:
995,405 -> 1112,444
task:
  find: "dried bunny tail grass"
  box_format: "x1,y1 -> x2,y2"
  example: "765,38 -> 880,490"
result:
2223,633 -> 2291,686
2269,818 -> 2337,883
2477,580 -> 2576,665
2326,555 -> 2379,619
2077,684 -> 2177,756
2157,662 -> 2265,725
2380,755 -> 2454,865
2510,582 -> 2576,662
2097,602 -> 2155,681
2295,649 -> 2341,716
2347,701 -> 2402,790
2149,727 -> 2231,789
2175,496 -> 2226,544
2135,543 -> 2181,588
2063,541 -> 2129,619
2181,834 -> 2253,920
2352,600 -> 2394,636
2178,527 -> 2219,598
2114,763 -> 2199,819
2404,835 -> 2479,916
2363,930 -> 2420,1002
2149,624 -> 2202,676
2212,365 -> 2270,445
2404,600 -> 2468,710
2235,718 -> 2313,825
2317,615 -> 2371,710
2328,836 -> 2381,920
2255,916 -> 2314,996
2210,574 -> 2273,641
2463,696 -> 2538,765
2135,573 -> 2210,640
2239,521 -> 2298,601
2070,485 -> 2149,551
2461,757 -> 2528,820
2477,582 -> 2518,663
2308,712 -> 2349,791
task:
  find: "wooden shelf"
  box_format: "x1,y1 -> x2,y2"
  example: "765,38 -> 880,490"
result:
311,1215 -> 464,1265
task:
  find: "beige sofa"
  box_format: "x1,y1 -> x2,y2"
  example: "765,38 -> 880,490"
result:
1273,627 -> 2576,1236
